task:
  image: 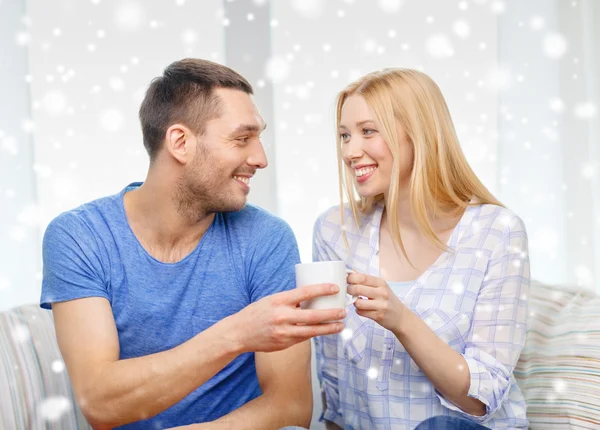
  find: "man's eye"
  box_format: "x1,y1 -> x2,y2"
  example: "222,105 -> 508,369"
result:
237,136 -> 250,143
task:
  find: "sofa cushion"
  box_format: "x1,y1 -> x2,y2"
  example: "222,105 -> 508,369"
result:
0,304 -> 90,429
514,281 -> 600,429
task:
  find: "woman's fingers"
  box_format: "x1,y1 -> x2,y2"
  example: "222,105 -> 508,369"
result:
347,272 -> 388,288
347,284 -> 383,299
353,297 -> 383,311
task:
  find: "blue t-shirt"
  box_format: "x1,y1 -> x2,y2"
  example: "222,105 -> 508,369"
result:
40,182 -> 301,429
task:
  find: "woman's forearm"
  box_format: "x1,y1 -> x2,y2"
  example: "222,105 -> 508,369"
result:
392,308 -> 486,416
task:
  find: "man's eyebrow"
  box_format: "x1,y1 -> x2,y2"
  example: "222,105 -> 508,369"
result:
230,123 -> 267,135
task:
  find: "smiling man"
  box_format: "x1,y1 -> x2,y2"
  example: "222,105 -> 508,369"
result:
40,59 -> 345,430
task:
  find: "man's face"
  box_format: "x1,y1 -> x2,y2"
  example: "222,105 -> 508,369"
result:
181,88 -> 268,215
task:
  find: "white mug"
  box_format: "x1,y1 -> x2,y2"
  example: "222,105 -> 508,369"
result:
295,260 -> 358,310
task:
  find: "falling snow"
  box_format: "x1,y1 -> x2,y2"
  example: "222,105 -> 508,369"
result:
39,396 -> 72,422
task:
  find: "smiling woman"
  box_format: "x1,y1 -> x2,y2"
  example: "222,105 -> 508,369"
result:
313,69 -> 530,430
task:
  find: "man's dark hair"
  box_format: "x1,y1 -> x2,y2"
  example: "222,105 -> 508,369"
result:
139,58 -> 253,161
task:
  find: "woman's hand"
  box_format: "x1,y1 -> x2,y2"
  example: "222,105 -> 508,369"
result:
347,272 -> 406,332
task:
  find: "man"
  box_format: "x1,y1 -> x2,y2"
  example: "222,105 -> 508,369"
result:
40,58 -> 345,430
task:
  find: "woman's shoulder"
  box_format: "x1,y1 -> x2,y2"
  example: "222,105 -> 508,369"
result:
314,202 -> 378,234
469,203 -> 527,235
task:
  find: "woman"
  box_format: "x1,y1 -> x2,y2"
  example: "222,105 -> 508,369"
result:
313,69 -> 529,430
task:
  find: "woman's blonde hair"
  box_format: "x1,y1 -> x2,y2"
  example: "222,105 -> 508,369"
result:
335,68 -> 502,260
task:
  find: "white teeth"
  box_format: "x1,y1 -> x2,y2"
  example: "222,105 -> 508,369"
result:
355,166 -> 377,177
233,176 -> 250,185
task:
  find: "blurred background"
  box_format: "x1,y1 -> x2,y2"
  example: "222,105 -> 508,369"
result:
1,0 -> 599,427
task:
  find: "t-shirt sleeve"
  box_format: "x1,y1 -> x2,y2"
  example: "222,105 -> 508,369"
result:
246,215 -> 301,303
40,212 -> 109,309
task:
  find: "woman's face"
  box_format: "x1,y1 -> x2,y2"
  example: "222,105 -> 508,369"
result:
339,94 -> 413,198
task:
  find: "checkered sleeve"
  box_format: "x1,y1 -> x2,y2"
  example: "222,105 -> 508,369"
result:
436,215 -> 530,423
312,214 -> 345,428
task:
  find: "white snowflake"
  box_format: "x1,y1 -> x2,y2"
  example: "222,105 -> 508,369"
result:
12,324 -> 31,343
291,0 -> 323,18
486,69 -> 511,91
575,265 -> 593,288
15,31 -> 30,46
453,20 -> 470,38
553,379 -> 566,393
51,360 -> 66,373
39,396 -> 72,422
426,34 -> 454,58
490,0 -> 505,14
581,163 -> 597,179
451,282 -> 465,295
543,33 -> 568,59
367,367 -> 379,379
100,108 -> 124,132
42,91 -> 67,116
0,276 -> 12,292
378,0 -> 403,13
549,97 -> 564,113
265,57 -> 290,83
115,2 -> 146,32
530,16 -> 545,31
109,77 -> 125,92
574,102 -> 597,119
2,135 -> 18,155
17,204 -> 46,227
181,29 -> 197,44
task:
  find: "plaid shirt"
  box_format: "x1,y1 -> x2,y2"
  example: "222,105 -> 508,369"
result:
313,202 -> 530,430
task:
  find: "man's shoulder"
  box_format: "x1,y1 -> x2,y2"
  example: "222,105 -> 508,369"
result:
44,193 -> 122,242
225,204 -> 292,233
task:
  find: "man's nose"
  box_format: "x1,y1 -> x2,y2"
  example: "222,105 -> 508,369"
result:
248,139 -> 268,169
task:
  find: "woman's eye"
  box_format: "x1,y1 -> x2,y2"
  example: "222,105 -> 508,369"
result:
363,128 -> 375,135
340,133 -> 350,141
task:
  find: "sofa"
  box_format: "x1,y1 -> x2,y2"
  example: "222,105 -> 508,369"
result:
1,281 -> 599,429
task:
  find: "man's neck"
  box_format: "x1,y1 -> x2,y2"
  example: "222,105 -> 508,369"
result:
123,179 -> 215,263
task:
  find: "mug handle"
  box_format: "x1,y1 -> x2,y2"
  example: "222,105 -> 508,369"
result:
346,269 -> 359,304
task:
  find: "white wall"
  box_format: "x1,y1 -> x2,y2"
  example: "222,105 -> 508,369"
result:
270,0 -> 500,263
496,0 -> 600,288
0,0 -> 225,310
0,0 -> 40,310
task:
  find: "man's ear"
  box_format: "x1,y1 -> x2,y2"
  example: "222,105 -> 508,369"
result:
164,123 -> 195,165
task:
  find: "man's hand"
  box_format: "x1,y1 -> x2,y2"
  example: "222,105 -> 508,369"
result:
226,283 -> 346,353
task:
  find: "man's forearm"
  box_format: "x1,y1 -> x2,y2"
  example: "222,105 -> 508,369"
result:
181,391 -> 312,430
80,317 -> 242,428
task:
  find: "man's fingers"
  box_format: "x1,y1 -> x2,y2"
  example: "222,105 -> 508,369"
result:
283,283 -> 339,304
289,322 -> 344,339
291,308 -> 346,325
